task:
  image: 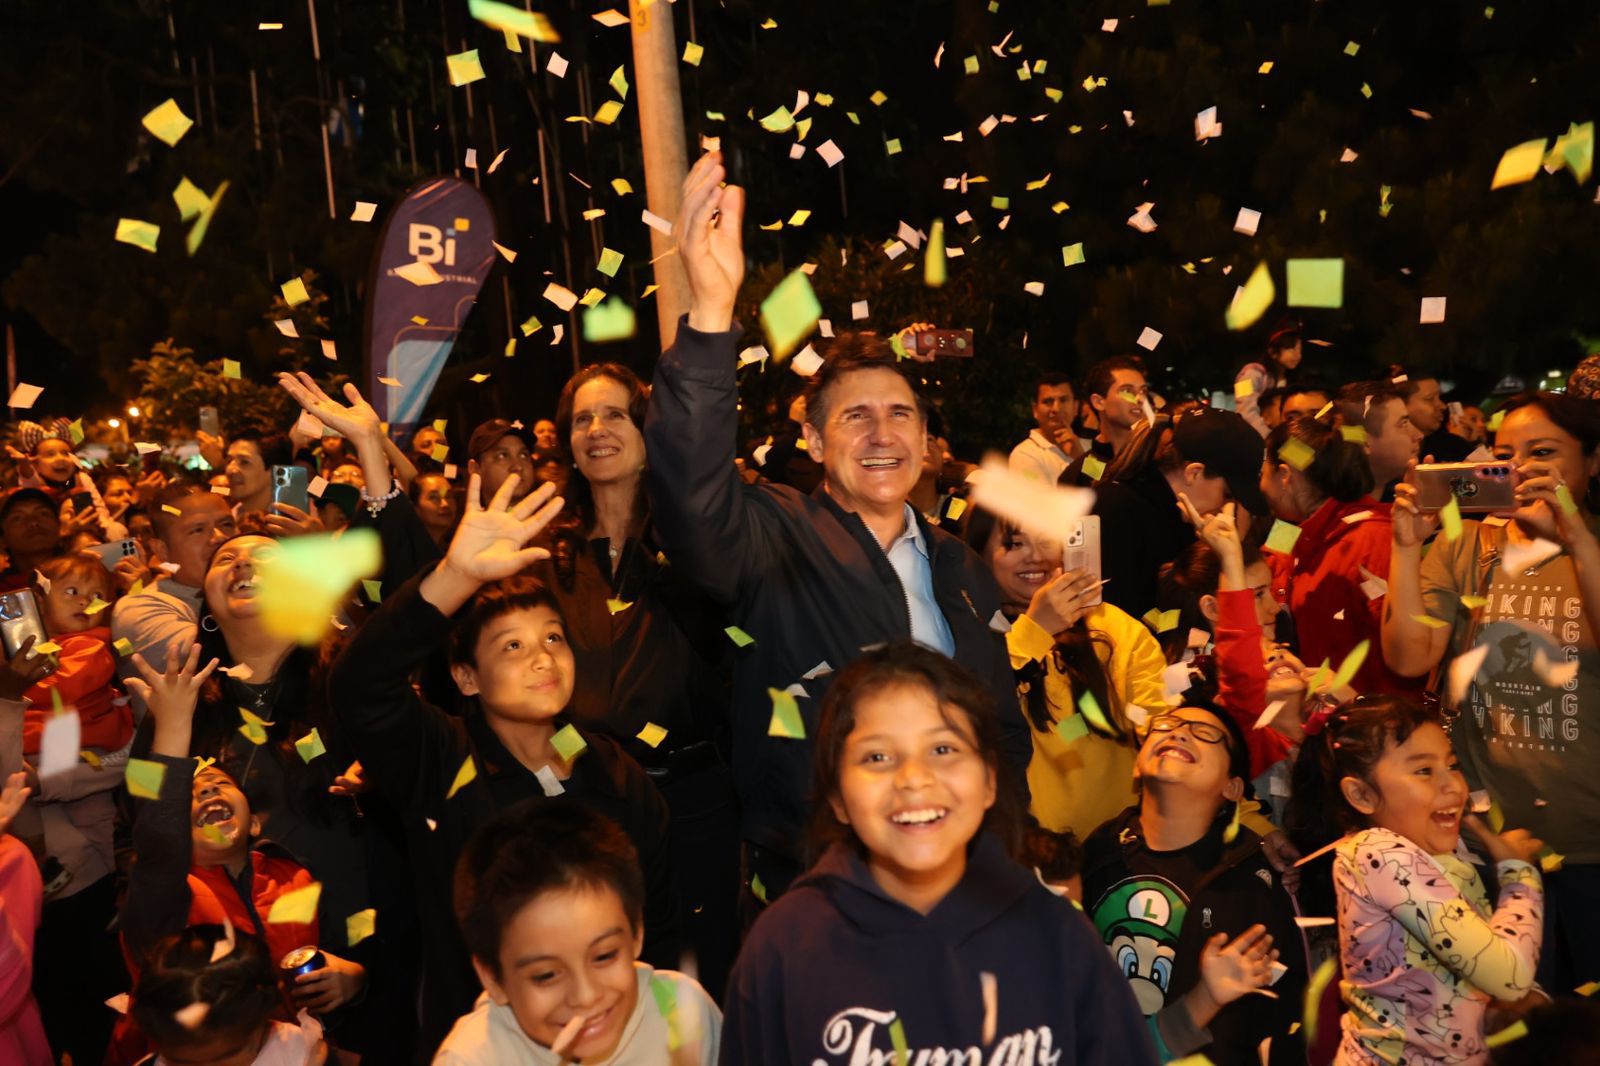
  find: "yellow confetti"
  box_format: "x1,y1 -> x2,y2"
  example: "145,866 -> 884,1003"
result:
446,756 -> 477,799
238,707 -> 270,746
759,106 -> 795,133
682,41 -> 704,66
1460,595 -> 1489,610
141,99 -> 194,146
32,641 -> 62,656
925,219 -> 946,288
1484,1020 -> 1528,1049
637,722 -> 668,748
594,100 -> 625,125
1413,614 -> 1450,629
125,758 -> 166,800
610,178 -> 633,195
267,882 -> 322,924
345,908 -> 377,947
1440,495 -> 1463,542
1265,519 -> 1302,555
725,626 -> 756,648
222,359 -> 241,379
1490,138 -> 1548,189
447,49 -> 486,87
1222,796 -> 1243,843
281,278 -> 310,307
115,219 -> 160,254
751,872 -> 768,902
1329,640 -> 1370,692
606,597 -> 633,614
256,529 -> 382,645
1304,956 -> 1337,1045
552,723 -> 588,762
1225,261 -> 1275,331
597,248 -> 624,277
173,178 -> 210,221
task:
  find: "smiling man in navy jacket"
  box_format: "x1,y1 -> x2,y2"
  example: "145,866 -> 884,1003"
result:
645,151 -> 1030,911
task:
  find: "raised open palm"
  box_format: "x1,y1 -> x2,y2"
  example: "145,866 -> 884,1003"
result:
278,372 -> 382,442
443,473 -> 565,582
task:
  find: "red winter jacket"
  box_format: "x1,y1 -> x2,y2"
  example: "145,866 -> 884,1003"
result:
1268,497 -> 1424,697
1213,588 -> 1295,778
21,627 -> 130,756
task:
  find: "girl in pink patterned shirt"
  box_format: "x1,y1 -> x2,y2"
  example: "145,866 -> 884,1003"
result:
1290,696 -> 1544,1065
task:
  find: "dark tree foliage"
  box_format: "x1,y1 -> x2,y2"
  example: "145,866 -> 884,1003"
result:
1,0 -> 1596,454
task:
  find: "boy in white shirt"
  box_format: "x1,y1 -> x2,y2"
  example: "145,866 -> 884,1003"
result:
436,803 -> 719,1065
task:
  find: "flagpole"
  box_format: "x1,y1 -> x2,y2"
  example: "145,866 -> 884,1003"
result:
627,0 -> 691,350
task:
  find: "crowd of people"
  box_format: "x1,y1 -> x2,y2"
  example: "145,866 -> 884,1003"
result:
0,150 -> 1597,1066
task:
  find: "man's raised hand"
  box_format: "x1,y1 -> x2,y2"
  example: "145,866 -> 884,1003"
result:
679,150 -> 746,335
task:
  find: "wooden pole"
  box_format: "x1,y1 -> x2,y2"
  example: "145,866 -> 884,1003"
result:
627,0 -> 691,350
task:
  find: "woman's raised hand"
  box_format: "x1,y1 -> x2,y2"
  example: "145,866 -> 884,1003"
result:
277,372 -> 383,444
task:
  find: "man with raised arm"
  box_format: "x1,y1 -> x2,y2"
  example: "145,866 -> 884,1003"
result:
644,151 -> 1030,911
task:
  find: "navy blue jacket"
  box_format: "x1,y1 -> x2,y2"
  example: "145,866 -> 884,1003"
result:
645,318 -> 1030,860
720,832 -> 1157,1065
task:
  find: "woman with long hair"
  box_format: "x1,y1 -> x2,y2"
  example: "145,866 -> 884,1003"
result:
961,503 -> 1167,838
1382,390 -> 1600,992
540,362 -> 740,998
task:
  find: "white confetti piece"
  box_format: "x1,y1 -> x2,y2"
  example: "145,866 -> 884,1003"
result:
1234,207 -> 1261,235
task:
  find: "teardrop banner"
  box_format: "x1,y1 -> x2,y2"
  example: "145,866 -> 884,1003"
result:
363,178 -> 497,440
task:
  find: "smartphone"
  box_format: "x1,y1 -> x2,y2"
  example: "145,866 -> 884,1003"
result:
902,328 -> 975,358
1414,462 -> 1518,513
70,490 -> 95,512
0,590 -> 50,668
271,465 -> 310,514
91,538 -> 140,571
198,406 -> 221,436
1062,515 -> 1104,605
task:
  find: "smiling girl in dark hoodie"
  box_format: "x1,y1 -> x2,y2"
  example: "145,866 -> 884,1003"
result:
719,643 -> 1154,1066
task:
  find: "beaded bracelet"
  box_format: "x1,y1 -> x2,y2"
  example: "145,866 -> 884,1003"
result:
362,478 -> 402,517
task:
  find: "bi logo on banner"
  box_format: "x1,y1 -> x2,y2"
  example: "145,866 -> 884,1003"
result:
409,224 -> 459,267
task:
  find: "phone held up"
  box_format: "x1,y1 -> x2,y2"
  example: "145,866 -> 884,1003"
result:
1413,462 -> 1518,513
271,465 -> 310,514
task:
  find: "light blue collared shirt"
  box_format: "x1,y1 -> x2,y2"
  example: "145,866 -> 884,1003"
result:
880,504 -> 955,656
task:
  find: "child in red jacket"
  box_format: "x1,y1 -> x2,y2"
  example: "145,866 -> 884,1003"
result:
111,645 -> 365,1065
23,553 -> 131,764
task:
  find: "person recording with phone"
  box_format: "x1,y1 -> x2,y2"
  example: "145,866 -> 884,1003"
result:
1381,391 -> 1600,993
0,552 -> 133,1062
960,504 -> 1168,839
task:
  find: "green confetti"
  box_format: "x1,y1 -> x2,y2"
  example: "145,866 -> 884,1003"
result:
1082,454 -> 1106,482
889,1017 -> 910,1066
1062,242 -> 1085,267
1222,796 -> 1243,843
519,315 -> 542,336
964,55 -> 980,74
751,872 -> 768,902
467,0 -> 559,41
1285,258 -> 1344,308
173,177 -> 210,221
1329,640 -> 1370,692
768,688 -> 806,739
608,65 -> 629,99
758,105 -> 795,133
1077,690 -> 1114,735
725,626 -> 756,648
583,297 -> 636,343
294,728 -> 326,764
1055,714 -> 1089,744
597,247 -> 624,277
758,269 -> 822,359
361,578 -> 382,602
551,723 -> 589,762
1265,519 -> 1302,555
126,758 -> 167,800
1278,437 -> 1317,472
885,138 -> 902,155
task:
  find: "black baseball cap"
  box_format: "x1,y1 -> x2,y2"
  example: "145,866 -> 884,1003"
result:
0,487 -> 56,522
466,419 -> 535,462
1172,407 -> 1268,518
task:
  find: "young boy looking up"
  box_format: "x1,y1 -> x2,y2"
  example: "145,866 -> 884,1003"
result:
1082,703 -> 1307,1065
437,803 -> 719,1065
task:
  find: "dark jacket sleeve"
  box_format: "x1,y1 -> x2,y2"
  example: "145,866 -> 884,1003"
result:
325,567 -> 462,814
1093,485 -> 1156,621
644,317 -> 785,606
616,752 -> 684,969
351,493 -> 443,601
119,752 -> 198,959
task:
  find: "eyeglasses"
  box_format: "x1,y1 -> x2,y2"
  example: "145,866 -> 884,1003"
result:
1144,714 -> 1230,746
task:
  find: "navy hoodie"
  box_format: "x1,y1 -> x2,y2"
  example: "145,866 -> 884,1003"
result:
720,832 -> 1157,1065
